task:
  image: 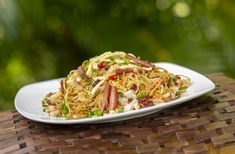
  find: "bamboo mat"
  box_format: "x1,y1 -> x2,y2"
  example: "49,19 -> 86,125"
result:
1,73 -> 235,154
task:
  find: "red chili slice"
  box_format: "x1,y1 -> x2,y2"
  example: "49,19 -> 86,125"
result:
109,75 -> 116,80
98,63 -> 104,70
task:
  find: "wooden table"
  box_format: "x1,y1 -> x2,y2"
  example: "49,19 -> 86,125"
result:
1,73 -> 235,154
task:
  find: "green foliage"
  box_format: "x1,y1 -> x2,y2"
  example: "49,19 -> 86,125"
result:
0,0 -> 235,110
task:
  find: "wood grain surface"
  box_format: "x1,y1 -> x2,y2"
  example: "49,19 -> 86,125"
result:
0,73 -> 235,154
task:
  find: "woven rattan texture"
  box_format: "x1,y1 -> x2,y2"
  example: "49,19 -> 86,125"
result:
1,73 -> 235,154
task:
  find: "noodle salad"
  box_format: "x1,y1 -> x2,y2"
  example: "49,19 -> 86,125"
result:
42,52 -> 190,119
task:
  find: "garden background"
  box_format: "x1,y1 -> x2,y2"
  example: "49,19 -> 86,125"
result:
0,0 -> 235,110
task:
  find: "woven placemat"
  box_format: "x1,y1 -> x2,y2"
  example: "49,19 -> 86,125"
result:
1,73 -> 235,154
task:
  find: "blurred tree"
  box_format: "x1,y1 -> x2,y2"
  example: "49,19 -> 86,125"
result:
0,0 -> 235,110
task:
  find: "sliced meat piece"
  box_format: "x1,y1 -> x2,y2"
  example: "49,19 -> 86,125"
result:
77,66 -> 87,79
104,65 -> 110,71
138,96 -> 152,103
141,101 -> 154,108
125,54 -> 155,68
46,100 -> 55,106
131,84 -> 137,91
60,80 -> 65,94
46,92 -> 55,97
100,83 -> 111,112
116,68 -> 133,74
109,86 -> 119,110
92,79 -> 101,87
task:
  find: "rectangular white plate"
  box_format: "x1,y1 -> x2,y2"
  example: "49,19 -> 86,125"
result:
14,62 -> 215,124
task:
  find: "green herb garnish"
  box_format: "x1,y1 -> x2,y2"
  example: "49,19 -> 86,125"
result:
137,92 -> 149,99
94,109 -> 103,116
42,97 -> 47,106
176,93 -> 181,98
82,60 -> 90,71
172,77 -> 176,82
60,102 -> 69,117
87,109 -> 103,117
119,92 -> 124,97
117,106 -> 124,113
107,57 -> 115,62
179,87 -> 186,90
87,111 -> 93,117
121,57 -> 131,65
85,93 -> 90,98
84,80 -> 92,87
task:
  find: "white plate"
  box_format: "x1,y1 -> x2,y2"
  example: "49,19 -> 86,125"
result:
14,62 -> 215,124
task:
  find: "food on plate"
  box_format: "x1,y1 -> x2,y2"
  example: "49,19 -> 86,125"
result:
42,51 -> 190,119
